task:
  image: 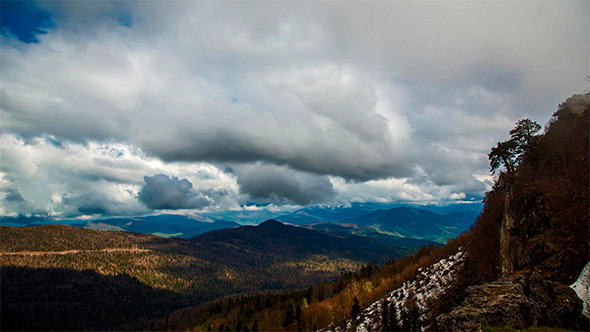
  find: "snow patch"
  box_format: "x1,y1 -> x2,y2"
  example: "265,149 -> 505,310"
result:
570,261 -> 590,319
335,250 -> 465,332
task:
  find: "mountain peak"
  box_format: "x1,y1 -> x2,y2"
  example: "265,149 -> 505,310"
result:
257,219 -> 286,228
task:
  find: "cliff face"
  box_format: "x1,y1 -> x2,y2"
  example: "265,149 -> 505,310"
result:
498,177 -> 582,282
499,94 -> 589,284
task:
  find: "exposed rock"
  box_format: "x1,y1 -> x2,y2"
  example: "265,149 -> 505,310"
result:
436,271 -> 588,331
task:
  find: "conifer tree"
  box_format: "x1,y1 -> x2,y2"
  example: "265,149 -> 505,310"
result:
381,299 -> 390,331
351,297 -> 361,319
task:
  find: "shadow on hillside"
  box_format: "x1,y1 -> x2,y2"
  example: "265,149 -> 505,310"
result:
1,266 -> 185,331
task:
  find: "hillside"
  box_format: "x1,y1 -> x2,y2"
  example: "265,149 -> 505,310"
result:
192,220 -> 416,264
0,220 -> 417,330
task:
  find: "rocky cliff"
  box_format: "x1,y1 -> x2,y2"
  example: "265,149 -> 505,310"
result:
437,93 -> 590,330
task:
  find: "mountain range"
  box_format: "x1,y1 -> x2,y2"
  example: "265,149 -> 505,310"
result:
73,215 -> 241,238
0,205 -> 480,244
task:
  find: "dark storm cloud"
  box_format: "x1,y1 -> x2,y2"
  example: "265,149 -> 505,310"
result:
138,174 -> 211,210
234,164 -> 336,205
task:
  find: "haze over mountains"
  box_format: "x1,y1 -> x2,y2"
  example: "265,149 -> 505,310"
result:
0,204 -> 481,244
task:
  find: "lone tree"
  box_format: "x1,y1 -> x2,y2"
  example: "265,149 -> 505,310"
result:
489,140 -> 517,174
401,291 -> 420,332
382,299 -> 401,331
489,118 -> 541,174
509,119 -> 541,161
381,299 -> 390,331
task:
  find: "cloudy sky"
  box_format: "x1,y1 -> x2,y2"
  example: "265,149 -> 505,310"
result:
1,1 -> 588,219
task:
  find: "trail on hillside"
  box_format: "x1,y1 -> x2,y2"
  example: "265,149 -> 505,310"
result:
0,248 -> 150,256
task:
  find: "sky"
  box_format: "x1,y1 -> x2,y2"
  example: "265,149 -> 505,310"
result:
0,0 -> 588,220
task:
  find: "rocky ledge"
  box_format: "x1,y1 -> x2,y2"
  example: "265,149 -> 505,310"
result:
436,271 -> 589,331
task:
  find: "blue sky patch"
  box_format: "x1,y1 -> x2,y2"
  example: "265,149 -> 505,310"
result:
1,0 -> 54,43
116,11 -> 133,27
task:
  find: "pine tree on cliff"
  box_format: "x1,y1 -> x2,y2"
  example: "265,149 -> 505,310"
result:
489,118 -> 541,174
489,140 -> 517,174
510,119 -> 542,164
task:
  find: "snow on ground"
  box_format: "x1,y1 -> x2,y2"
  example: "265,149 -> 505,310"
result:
570,261 -> 590,319
334,250 -> 465,332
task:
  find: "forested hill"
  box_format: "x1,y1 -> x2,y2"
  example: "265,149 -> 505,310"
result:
192,219 -> 417,263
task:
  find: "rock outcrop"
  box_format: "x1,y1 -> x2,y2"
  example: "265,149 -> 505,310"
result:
437,271 -> 588,331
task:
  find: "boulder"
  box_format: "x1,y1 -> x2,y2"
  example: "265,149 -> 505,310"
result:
436,272 -> 588,331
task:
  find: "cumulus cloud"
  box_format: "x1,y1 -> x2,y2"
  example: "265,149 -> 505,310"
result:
234,164 -> 336,205
0,134 -> 238,217
138,174 -> 210,210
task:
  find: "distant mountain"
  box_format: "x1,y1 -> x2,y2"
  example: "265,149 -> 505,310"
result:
276,205 -> 376,225
184,220 -> 242,238
306,222 -> 438,248
342,207 -> 479,242
72,215 -> 241,238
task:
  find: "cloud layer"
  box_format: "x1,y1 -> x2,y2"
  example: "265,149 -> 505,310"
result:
0,1 -> 587,217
